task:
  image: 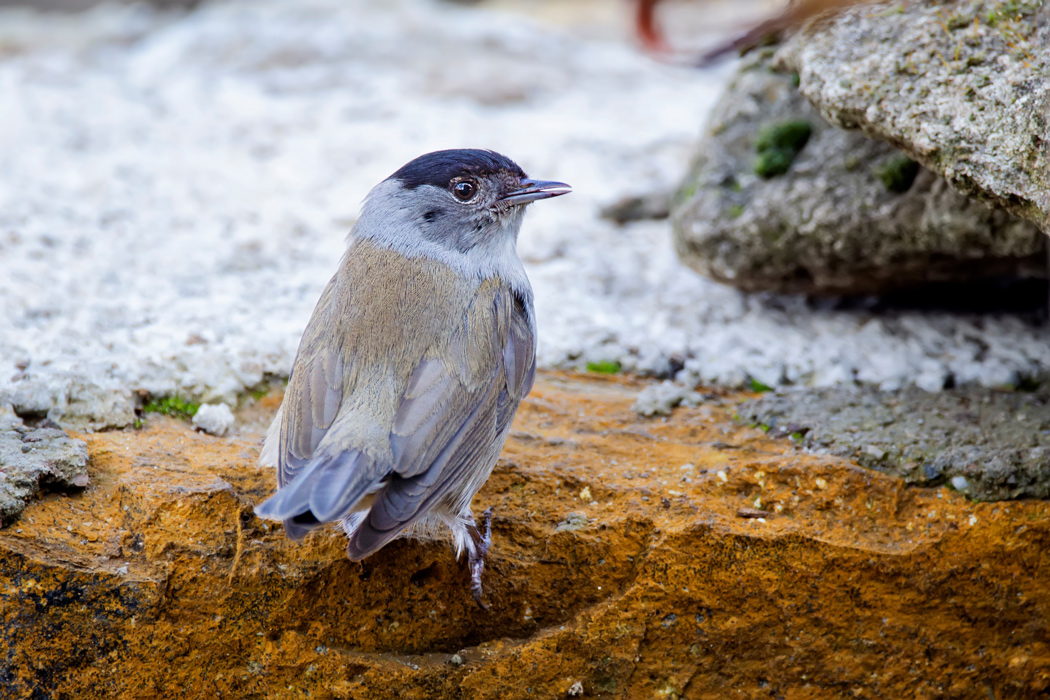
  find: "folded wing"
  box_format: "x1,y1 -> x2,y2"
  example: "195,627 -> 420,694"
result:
254,253 -> 535,551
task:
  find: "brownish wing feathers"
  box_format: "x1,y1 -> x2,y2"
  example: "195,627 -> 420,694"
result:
257,240 -> 536,551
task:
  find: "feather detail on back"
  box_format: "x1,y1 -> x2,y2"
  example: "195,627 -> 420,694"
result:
253,238 -> 536,553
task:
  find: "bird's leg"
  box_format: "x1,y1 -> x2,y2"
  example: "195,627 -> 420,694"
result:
467,507 -> 493,608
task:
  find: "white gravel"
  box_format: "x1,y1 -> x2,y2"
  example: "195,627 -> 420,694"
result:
1,0 -> 1048,429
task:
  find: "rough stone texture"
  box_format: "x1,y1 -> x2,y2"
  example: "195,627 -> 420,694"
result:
599,190 -> 672,225
739,385 -> 1050,501
632,380 -> 705,416
777,0 -> 1050,234
192,402 -> 236,437
672,51 -> 1046,295
0,404 -> 89,527
5,370 -> 138,432
2,372 -> 1049,699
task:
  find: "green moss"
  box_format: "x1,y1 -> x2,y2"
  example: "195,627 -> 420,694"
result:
142,395 -> 201,421
790,72 -> 800,88
674,180 -> 700,206
755,120 -> 812,153
748,378 -> 773,393
586,360 -> 622,375
728,204 -> 745,219
720,175 -> 743,193
754,150 -> 794,178
754,120 -> 812,178
875,155 -> 920,193
986,0 -> 1035,27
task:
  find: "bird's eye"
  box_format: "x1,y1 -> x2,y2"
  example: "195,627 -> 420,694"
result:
452,181 -> 477,201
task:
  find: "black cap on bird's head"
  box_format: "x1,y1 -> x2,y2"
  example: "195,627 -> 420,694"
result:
387,149 -> 571,209
389,149 -> 525,190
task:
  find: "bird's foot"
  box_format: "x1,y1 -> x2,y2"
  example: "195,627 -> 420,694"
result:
467,507 -> 492,609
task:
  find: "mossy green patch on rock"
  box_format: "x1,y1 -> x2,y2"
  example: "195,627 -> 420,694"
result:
986,0 -> 1041,27
748,378 -> 773,393
876,154 -> 920,193
142,395 -> 200,421
753,149 -> 793,178
753,120 -> 812,178
755,120 -> 813,153
586,360 -> 622,374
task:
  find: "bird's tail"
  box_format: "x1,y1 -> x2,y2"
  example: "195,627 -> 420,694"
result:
253,451 -> 375,540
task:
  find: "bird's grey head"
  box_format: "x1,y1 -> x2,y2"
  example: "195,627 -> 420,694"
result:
354,149 -> 571,264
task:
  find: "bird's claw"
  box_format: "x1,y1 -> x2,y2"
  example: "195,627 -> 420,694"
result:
468,507 -> 493,608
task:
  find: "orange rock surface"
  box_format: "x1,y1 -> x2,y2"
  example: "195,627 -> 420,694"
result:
2,372 -> 1048,699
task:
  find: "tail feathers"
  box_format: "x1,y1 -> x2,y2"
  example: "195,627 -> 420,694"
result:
344,509 -> 475,562
253,451 -> 375,540
345,478 -> 421,560
283,511 -> 320,540
346,519 -> 402,561
309,453 -> 371,521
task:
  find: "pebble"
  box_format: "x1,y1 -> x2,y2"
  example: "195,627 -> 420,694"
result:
193,404 -> 235,437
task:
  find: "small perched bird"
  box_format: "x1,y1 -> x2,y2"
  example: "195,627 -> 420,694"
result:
254,149 -> 571,603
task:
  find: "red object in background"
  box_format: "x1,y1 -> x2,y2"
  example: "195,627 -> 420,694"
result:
634,0 -> 875,66
635,0 -> 670,53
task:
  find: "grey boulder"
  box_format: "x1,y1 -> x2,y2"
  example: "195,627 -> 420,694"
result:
672,51 -> 1045,296
776,0 -> 1050,234
0,404 -> 90,527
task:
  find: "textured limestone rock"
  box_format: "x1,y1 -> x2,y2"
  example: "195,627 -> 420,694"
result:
0,404 -> 89,527
4,370 -> 137,432
2,372 -> 1049,699
632,379 -> 704,416
777,0 -> 1050,233
739,385 -> 1050,502
672,51 -> 1046,295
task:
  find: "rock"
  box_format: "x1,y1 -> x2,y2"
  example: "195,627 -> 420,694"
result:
599,190 -> 672,225
672,51 -> 1046,295
4,371 -> 138,432
632,380 -> 704,416
0,404 -> 89,527
776,0 -> 1050,233
739,385 -> 1050,500
2,372 -> 1049,699
192,403 -> 235,437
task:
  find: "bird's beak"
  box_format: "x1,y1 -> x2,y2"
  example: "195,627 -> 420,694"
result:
499,178 -> 573,206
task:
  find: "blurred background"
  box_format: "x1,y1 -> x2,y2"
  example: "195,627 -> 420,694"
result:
0,0 -> 1047,430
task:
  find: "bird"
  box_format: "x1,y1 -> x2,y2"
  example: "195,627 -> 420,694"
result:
254,149 -> 571,604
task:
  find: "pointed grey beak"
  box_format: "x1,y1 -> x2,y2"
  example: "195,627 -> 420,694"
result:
500,178 -> 572,206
